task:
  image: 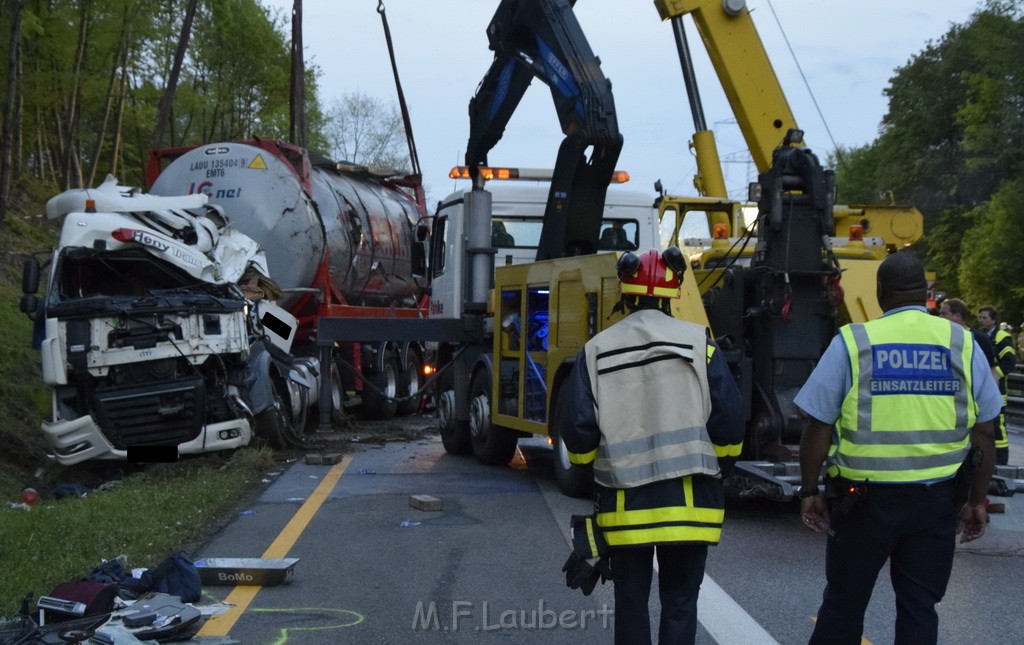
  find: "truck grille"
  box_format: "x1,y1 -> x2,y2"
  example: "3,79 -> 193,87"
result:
92,376 -> 206,449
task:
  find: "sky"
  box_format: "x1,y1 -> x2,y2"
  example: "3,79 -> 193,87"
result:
262,0 -> 983,204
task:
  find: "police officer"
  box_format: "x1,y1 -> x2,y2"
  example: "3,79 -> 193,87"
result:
977,305 -> 1016,465
796,252 -> 1001,645
561,248 -> 744,645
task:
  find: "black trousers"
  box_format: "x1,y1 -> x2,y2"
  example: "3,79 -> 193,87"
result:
610,543 -> 707,645
809,480 -> 956,645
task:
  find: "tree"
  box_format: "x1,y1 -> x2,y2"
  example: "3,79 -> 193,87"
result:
323,91 -> 408,172
958,176 -> 1024,324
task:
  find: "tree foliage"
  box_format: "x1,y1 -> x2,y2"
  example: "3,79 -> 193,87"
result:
833,0 -> 1024,318
0,0 -> 331,220
324,90 -> 409,172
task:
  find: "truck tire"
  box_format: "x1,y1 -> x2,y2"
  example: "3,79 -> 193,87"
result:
309,359 -> 346,430
550,385 -> 594,498
469,368 -> 518,465
254,378 -> 304,449
397,350 -> 422,415
363,348 -> 400,419
437,370 -> 472,455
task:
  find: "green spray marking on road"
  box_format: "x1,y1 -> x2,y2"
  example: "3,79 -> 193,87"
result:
250,607 -> 364,645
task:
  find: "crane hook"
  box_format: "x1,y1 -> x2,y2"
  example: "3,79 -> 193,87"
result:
377,0 -> 385,15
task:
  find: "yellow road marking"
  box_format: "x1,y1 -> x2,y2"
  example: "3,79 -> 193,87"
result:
198,456 -> 353,636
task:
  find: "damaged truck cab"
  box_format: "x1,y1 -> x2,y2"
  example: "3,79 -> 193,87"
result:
20,177 -> 319,465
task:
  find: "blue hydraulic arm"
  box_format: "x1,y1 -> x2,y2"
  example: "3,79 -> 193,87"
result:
466,0 -> 622,260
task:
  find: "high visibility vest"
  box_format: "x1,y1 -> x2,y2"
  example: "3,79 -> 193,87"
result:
583,309 -> 714,489
831,309 -> 976,483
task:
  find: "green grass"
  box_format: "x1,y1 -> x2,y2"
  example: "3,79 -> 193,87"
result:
0,447 -> 276,615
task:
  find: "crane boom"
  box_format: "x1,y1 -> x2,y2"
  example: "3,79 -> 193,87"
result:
466,0 -> 623,260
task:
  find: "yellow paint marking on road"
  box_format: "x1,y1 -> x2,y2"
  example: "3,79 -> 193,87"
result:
198,456 -> 353,636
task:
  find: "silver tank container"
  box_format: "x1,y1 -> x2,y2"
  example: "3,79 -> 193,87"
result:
150,141 -> 422,309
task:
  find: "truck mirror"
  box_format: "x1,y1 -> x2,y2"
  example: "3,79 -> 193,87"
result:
415,223 -> 429,243
22,257 -> 40,294
19,293 -> 38,317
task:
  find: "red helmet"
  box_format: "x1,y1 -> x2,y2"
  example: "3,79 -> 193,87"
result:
617,247 -> 685,298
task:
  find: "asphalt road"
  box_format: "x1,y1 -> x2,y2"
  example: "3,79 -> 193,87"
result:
193,420 -> 1024,644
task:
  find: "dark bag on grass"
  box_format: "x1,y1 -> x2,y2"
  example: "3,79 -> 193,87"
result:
45,580 -> 117,619
121,551 -> 201,603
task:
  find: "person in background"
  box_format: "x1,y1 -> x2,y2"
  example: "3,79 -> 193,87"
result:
977,305 -> 1015,465
561,247 -> 744,645
1017,323 -> 1024,363
797,253 -> 1000,645
940,298 -> 1004,513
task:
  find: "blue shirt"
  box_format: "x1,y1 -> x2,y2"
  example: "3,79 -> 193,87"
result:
795,306 -> 1003,425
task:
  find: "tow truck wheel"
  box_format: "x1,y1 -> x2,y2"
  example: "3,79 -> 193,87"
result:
437,370 -> 472,455
469,368 -> 518,465
363,348 -> 400,419
551,385 -> 594,498
254,378 -> 304,449
397,350 -> 422,415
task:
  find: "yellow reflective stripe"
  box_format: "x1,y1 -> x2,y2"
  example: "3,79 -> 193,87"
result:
706,344 -> 715,363
605,525 -> 721,546
714,442 -> 743,458
598,504 -> 724,527
652,286 -> 679,297
620,283 -> 647,295
617,488 -> 626,513
683,476 -> 694,508
996,365 -> 1005,379
586,519 -> 599,558
568,449 -> 597,465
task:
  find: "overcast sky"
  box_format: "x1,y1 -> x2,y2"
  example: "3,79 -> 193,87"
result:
263,0 -> 983,203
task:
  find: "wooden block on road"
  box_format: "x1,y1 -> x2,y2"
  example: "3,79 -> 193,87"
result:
409,494 -> 442,512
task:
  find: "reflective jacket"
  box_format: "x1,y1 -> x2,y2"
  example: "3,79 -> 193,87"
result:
831,309 -> 977,483
562,308 -> 744,547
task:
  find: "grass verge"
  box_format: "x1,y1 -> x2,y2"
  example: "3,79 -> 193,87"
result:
0,447 -> 276,615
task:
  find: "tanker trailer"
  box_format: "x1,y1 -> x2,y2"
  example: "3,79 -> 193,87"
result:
148,140 -> 430,420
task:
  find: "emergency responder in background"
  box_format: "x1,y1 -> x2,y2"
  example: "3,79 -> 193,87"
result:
796,252 -> 1000,645
978,305 -> 1015,465
941,298 -> 1004,513
1017,323 -> 1024,362
560,247 -> 744,645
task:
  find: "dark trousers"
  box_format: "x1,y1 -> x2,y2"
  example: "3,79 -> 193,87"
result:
611,544 -> 707,645
809,481 -> 956,645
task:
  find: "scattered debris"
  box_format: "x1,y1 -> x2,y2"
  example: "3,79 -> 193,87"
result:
305,453 -> 344,465
193,558 -> 300,586
400,520 -> 421,527
409,495 -> 442,512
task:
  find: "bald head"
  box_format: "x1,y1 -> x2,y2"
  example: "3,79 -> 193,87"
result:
876,252 -> 927,312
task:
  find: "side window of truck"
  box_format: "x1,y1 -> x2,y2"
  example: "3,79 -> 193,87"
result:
431,215 -> 448,278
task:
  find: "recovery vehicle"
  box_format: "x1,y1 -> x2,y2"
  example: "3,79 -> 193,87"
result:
651,0 -> 1024,498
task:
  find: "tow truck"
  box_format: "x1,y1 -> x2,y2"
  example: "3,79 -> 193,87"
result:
650,0 -> 1024,499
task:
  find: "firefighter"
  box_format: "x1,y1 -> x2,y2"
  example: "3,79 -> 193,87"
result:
560,247 -> 744,645
977,305 -> 1016,465
796,252 -> 1001,645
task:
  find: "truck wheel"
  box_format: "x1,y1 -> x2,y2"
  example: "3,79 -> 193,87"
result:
551,386 -> 594,498
437,370 -> 472,455
469,368 -> 518,465
254,379 -> 304,449
309,360 -> 346,430
397,351 -> 422,415
363,349 -> 400,419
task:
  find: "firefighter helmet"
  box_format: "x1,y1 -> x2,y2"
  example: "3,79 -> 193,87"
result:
617,247 -> 686,298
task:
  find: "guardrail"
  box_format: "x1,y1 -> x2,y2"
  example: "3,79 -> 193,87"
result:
1008,364 -> 1024,422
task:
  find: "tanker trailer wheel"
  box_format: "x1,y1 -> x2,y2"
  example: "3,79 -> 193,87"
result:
550,384 -> 594,498
362,348 -> 400,419
309,359 -> 346,431
437,369 -> 471,455
254,377 -> 304,449
396,350 -> 423,415
469,367 -> 518,465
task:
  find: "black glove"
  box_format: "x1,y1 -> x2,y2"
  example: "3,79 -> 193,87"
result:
561,553 -> 609,596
